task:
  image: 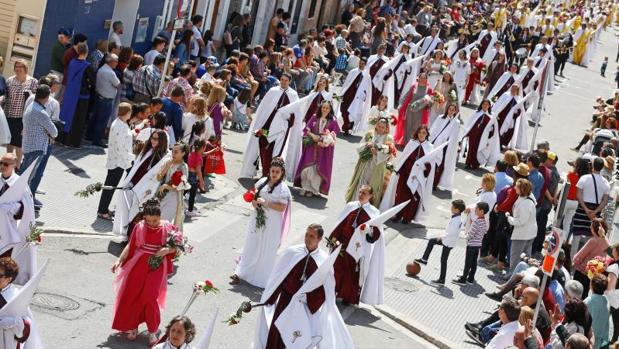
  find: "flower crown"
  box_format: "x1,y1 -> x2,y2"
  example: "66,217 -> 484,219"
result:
271,157 -> 286,168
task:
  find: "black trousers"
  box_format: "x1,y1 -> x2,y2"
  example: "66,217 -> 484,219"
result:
97,167 -> 125,214
481,210 -> 498,257
463,246 -> 481,282
494,213 -> 512,262
611,306 -> 619,343
421,238 -> 452,282
533,207 -> 551,254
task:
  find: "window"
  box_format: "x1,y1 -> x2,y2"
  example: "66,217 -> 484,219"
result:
308,0 -> 318,18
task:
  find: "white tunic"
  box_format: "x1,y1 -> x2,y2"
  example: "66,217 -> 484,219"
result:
235,178 -> 292,288
0,284 -> 44,349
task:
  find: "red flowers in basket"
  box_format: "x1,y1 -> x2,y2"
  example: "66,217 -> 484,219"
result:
243,188 -> 257,203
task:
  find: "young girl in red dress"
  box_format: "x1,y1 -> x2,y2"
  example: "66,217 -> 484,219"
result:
111,199 -> 180,346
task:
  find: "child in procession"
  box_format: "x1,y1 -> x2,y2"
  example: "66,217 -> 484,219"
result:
186,139 -> 206,217
453,202 -> 489,286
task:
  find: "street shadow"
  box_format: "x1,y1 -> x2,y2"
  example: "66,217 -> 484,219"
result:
227,283 -> 263,302
431,285 -> 455,299
237,178 -> 258,190
107,241 -> 125,257
433,188 -> 453,200
91,218 -> 113,232
455,162 -> 490,176
291,190 -> 328,209
392,224 -> 427,239
337,133 -> 362,144
97,333 -> 152,349
458,283 -> 486,298
225,147 -> 244,155
342,307 -> 387,332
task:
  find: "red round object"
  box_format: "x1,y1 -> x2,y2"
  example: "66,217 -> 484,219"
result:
406,261 -> 421,277
243,190 -> 255,203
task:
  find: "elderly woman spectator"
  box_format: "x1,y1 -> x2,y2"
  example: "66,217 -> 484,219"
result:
573,219 -> 610,296
2,59 -> 38,167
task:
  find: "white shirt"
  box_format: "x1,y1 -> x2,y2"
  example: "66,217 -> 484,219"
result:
191,26 -> 202,57
106,118 -> 134,170
109,32 -> 122,47
182,113 -> 214,143
25,95 -> 60,121
96,64 -> 121,99
442,215 -> 462,248
144,50 -> 161,66
606,263 -> 619,308
577,173 -> 610,204
485,321 -> 519,349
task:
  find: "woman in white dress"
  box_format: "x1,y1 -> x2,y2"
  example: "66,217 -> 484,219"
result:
450,50 -> 471,106
158,143 -> 189,229
430,71 -> 458,126
425,50 -> 446,88
230,157 -> 292,288
367,95 -> 390,126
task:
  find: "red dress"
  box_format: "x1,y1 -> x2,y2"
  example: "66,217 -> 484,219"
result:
112,221 -> 176,333
330,208 -> 380,304
464,58 -> 485,103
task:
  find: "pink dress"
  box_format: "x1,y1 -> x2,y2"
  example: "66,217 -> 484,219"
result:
112,221 -> 177,333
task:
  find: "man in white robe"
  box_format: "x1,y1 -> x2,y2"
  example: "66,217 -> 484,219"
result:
240,74 -> 299,179
339,58 -> 368,134
254,224 -> 354,349
0,257 -> 45,349
417,26 -> 442,57
476,23 -> 498,63
0,154 -> 36,285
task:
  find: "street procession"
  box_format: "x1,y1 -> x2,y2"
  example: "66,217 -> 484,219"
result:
0,0 -> 619,347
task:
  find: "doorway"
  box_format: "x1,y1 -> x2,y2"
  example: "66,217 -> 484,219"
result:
110,0 -> 140,46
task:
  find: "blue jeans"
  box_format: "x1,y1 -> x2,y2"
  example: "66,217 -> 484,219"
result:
20,150 -> 44,200
29,144 -> 52,194
480,321 -> 501,343
88,96 -> 114,144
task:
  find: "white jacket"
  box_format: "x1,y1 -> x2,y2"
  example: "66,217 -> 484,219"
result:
507,195 -> 538,241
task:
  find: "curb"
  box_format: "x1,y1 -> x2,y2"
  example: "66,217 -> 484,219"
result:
374,304 -> 458,349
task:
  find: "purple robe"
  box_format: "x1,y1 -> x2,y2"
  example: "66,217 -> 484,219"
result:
293,115 -> 340,195
209,103 -> 224,138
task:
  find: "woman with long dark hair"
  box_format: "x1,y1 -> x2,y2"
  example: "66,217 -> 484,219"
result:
175,29 -> 194,66
294,101 -> 340,197
113,129 -> 170,239
231,157 -> 292,287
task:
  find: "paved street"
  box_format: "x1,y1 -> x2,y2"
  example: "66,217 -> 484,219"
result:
27,27 -> 618,349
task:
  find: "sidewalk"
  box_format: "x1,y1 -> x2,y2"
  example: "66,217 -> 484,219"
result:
35,144 -> 240,234
380,229 -> 500,348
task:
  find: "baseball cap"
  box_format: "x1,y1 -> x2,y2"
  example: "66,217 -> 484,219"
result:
547,151 -> 557,161
207,56 -> 219,68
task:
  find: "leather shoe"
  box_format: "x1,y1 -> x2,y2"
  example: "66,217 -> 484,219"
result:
485,292 -> 503,302
465,322 -> 481,335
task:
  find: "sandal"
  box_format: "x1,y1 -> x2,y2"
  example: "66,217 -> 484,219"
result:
229,274 -> 240,285
97,212 -> 113,221
126,329 -> 138,341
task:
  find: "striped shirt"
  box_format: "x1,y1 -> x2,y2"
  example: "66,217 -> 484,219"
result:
466,216 -> 488,247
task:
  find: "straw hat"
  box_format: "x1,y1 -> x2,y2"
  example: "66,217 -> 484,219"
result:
513,163 -> 530,177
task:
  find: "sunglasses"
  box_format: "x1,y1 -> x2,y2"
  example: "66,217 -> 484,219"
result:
0,161 -> 14,166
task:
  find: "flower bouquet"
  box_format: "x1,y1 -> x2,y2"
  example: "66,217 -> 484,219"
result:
147,230 -> 193,270
411,95 -> 433,110
27,223 -> 43,244
156,169 -> 187,200
180,279 -> 220,315
254,128 -> 269,138
318,130 -> 336,147
386,161 -> 395,173
325,236 -> 340,250
585,256 -> 612,279
243,188 -> 266,229
449,90 -> 458,102
439,64 -> 448,75
223,300 -> 263,326
432,91 -> 446,104
359,146 -> 374,162
75,182 -> 123,198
